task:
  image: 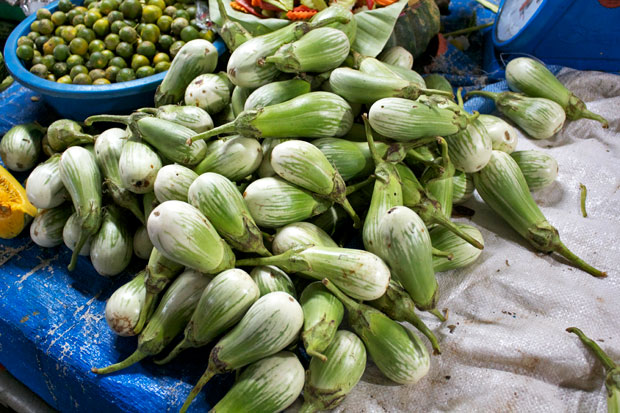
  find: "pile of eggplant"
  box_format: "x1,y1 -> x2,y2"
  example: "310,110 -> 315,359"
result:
0,5 -> 611,412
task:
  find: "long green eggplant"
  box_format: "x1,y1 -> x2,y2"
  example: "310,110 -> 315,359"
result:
431,223 -> 484,272
379,46 -> 413,69
250,266 -> 296,298
26,154 -> 69,209
357,55 -> 425,88
311,138 -> 376,182
510,150 -> 559,191
420,137 -> 455,218
138,105 -> 214,133
105,270 -> 147,337
452,170 -> 474,205
244,78 -> 311,111
271,221 -> 338,255
193,135 -> 263,180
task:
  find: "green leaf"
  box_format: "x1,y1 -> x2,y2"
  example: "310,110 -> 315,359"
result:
208,0 -> 292,36
352,0 -> 408,57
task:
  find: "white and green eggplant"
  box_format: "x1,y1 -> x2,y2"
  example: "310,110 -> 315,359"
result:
244,78 -> 311,111
30,206 -> 72,248
188,173 -> 271,255
0,123 -> 44,171
452,170 -> 474,205
423,74 -> 453,95
93,269 -> 211,374
243,177 -> 332,228
510,150 -> 559,191
236,246 -> 390,301
156,268 -> 260,364
211,351 -> 305,413
90,205 -> 133,277
26,154 -> 68,209
189,92 -> 353,142
184,72 -> 232,115
118,141 -> 162,194
63,211 -> 93,256
265,27 -> 350,74
133,225 -> 153,260
180,291 -> 303,413
300,330 -> 366,413
299,281 -> 344,361
323,279 -> 430,385
105,270 -> 147,337
357,55 -> 425,88
271,140 -> 361,227
379,46 -> 413,69
46,119 -> 94,152
258,138 -> 290,178
138,105 -> 214,133
430,223 -> 483,272
153,164 -> 198,203
467,90 -> 566,140
311,138 -> 375,182
214,0 -> 253,52
147,200 -> 236,273
420,137 -> 456,218
193,135 -> 263,180
250,266 -> 296,298
474,150 -> 605,277
231,86 -> 254,117
59,146 -> 102,270
506,57 -> 609,127
271,221 -> 338,255
478,114 -> 518,153
155,39 -> 218,106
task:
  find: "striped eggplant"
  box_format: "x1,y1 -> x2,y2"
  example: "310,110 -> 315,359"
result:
310,4 -> 357,45
430,223 -> 484,272
567,327 -> 619,413
93,269 -> 211,374
193,136 -> 263,180
47,119 -> 94,152
63,212 -> 93,256
105,271 -> 147,337
452,170 -> 474,205
311,138 -> 376,182
59,146 -> 102,270
189,92 -> 353,142
265,28 -> 350,74
188,173 -> 270,255
155,39 -> 218,106
258,138 -> 290,178
180,291 -> 303,413
329,67 -> 452,105
26,154 -> 68,209
147,200 -> 236,273
250,266 -> 296,298
424,74 -> 453,95
300,330 -> 366,413
138,105 -> 214,133
369,279 -> 441,354
271,221 -> 338,255
231,86 -> 254,117
271,140 -> 361,227
93,127 -> 144,223
30,206 -> 72,248
156,268 -> 259,364
133,225 -> 153,260
236,246 -> 390,301
0,123 -> 44,171
211,352 -> 304,413
474,150 -> 605,277
184,72 -> 232,115
379,46 -> 414,69
215,0 -> 252,52
357,55 -> 425,88
90,205 -> 133,277
244,79 -> 311,111
323,279 -> 430,385
478,114 -> 518,153
299,281 -> 344,361
510,150 -> 559,191
420,137 -> 455,218
118,141 -> 162,194
153,164 -> 198,203
506,57 -> 609,127
242,177 -> 332,228
467,90 -> 566,140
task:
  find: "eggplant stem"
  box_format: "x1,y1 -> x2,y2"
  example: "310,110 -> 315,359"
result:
339,197 -> 361,229
180,366 -> 217,413
579,183 -> 588,218
68,230 -> 90,271
554,241 -> 606,278
134,292 -> 157,334
428,308 -> 447,322
406,312 -> 441,355
567,327 -> 617,371
137,107 -> 158,115
235,247 -> 299,268
305,348 -> 328,362
346,176 -> 375,195
321,278 -> 360,312
465,90 -> 498,101
261,231 -> 275,243
84,114 -> 131,126
299,401 -> 318,413
421,87 -> 454,99
456,87 -> 464,108
578,109 -> 609,129
189,122 -> 236,144
91,349 -> 147,375
362,114 -> 382,166
443,22 -> 494,37
431,211 -> 484,250
432,247 -> 454,260
263,55 -> 285,66
154,339 -> 188,365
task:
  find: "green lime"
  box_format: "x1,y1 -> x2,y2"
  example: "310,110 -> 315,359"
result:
189,19 -> 199,28
108,56 -> 127,68
84,11 -> 102,27
131,54 -> 149,70
136,65 -> 155,78
89,39 -> 106,53
46,73 -> 56,82
30,20 -> 41,33
93,78 -> 111,84
116,67 -> 136,82
100,0 -> 119,14
156,15 -> 172,32
17,36 -> 34,48
93,18 -> 110,36
52,61 -> 69,77
70,64 -> 88,78
54,25 -> 66,37
27,31 -> 39,41
84,0 -> 96,7
75,6 -> 88,13
120,0 -> 142,19
136,40 -> 156,58
140,23 -> 160,43
170,17 -> 188,36
31,54 -> 43,65
110,20 -> 126,34
199,29 -> 214,41
61,26 -> 77,42
164,0 -> 175,6
53,44 -> 71,61
158,34 -> 173,50
58,0 -> 74,12
185,5 -> 196,18
107,10 -> 123,23
101,49 -> 115,62
173,9 -> 189,20
89,51 -> 109,69
72,14 -> 85,26
148,0 -> 166,8
169,40 -> 184,58
34,35 -> 49,49
180,25 -> 198,42
51,11 -> 67,26
152,52 -> 169,65
30,63 -> 48,78
66,54 -> 84,68
154,60 -> 170,73
73,73 -> 92,84
105,65 -> 120,81
36,8 -> 52,20
136,23 -> 146,35
77,27 -> 95,42
38,19 -> 55,35
89,68 -> 106,80
42,37 -> 62,55
118,26 -> 137,43
70,37 -> 89,55
74,23 -> 86,32
16,45 -> 35,61
57,75 -> 72,83
115,41 -> 133,58
103,33 -> 119,50
41,55 -> 56,70
163,6 -> 176,16
66,9 -> 79,22
142,5 -> 163,23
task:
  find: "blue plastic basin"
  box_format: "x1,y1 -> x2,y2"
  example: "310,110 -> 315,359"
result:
3,0 -> 226,120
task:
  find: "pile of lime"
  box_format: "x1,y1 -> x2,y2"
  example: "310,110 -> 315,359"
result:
16,0 -> 214,85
